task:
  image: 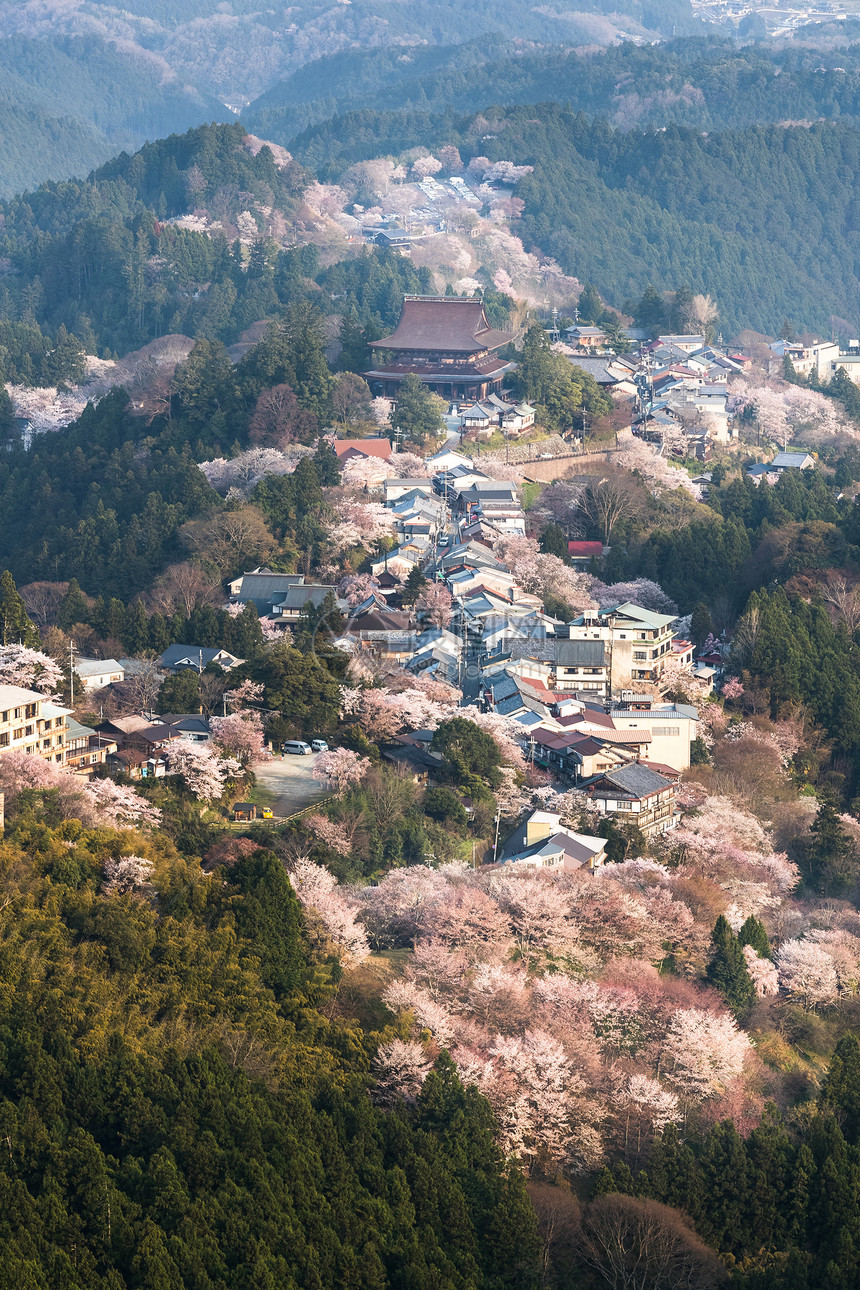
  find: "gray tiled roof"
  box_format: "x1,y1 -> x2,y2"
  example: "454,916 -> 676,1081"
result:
234,573 -> 305,605
271,585 -> 334,610
601,763 -> 672,796
556,640 -> 606,667
160,645 -> 238,669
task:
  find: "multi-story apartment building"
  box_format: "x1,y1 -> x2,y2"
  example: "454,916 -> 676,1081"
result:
0,684 -> 72,765
63,717 -> 117,776
567,602 -> 688,692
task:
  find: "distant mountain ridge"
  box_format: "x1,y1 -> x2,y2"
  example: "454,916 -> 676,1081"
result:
0,1 -> 697,198
243,34 -> 860,145
0,34 -> 231,198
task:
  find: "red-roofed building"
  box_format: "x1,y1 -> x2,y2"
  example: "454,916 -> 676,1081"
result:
333,438 -> 392,461
671,638 -> 694,667
567,540 -> 603,566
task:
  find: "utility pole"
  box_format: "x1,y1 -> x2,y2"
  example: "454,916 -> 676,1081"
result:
69,639 -> 76,708
492,805 -> 502,863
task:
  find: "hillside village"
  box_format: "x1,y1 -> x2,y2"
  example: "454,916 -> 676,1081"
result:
2,289 -> 855,869
11,21 -> 860,1286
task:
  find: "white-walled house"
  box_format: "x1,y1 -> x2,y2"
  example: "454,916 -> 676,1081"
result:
75,658 -> 126,691
495,810 -> 607,871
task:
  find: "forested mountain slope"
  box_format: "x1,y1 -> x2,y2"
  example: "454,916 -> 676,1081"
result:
290,104 -> 860,336
0,809 -> 538,1287
245,35 -> 860,142
0,0 -> 697,104
0,36 -> 231,198
0,122 -> 311,359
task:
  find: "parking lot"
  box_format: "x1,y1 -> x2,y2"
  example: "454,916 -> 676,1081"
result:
253,752 -> 330,818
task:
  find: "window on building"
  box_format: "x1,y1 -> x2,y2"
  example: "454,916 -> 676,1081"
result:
55,754 -> 63,763
617,800 -> 632,810
633,651 -> 646,660
660,727 -> 680,736
25,705 -> 36,719
0,733 -> 8,747
13,728 -> 24,741
24,726 -> 33,738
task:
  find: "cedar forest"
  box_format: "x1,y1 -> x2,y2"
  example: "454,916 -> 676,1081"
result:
6,15 -> 860,1290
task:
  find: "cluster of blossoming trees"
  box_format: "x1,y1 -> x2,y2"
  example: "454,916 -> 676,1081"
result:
285,759 -> 860,1175
287,855 -> 752,1173
0,749 -> 162,829
732,380 -> 854,450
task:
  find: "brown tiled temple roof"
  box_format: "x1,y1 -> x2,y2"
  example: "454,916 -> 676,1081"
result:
369,296 -> 514,354
364,357 -> 514,381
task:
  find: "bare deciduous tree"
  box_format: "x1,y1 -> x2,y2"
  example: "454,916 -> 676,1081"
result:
731,605 -> 761,668
331,372 -> 372,426
682,292 -> 719,338
199,670 -> 229,717
180,508 -> 275,577
527,1182 -> 581,1280
821,572 -> 860,635
579,1194 -> 726,1290
582,469 -> 644,543
19,581 -> 68,630
249,384 -> 317,446
118,660 -> 163,715
147,562 -> 222,617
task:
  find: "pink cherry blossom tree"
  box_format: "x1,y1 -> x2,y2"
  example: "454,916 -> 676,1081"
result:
301,811 -> 358,855
337,573 -> 379,607
0,644 -> 63,695
491,871 -> 581,973
590,580 -> 677,615
415,583 -> 453,629
357,864 -> 451,948
743,945 -> 779,998
312,747 -> 371,796
86,778 -> 163,828
102,855 -> 155,898
383,979 -> 458,1046
0,752 -> 163,831
210,710 -> 270,768
411,155 -> 442,178
777,939 -> 839,1009
494,536 -> 596,615
614,432 -> 701,498
662,1008 -> 751,1102
474,1029 -> 605,1175
616,1074 -> 679,1154
372,1039 -> 433,1107
290,856 -> 369,963
224,679 -> 265,712
167,743 -> 240,802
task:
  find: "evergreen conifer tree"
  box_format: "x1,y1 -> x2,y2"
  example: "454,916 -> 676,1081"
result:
0,570 -> 39,646
706,915 -> 756,1018
821,1036 -> 860,1143
808,800 -> 856,894
738,914 -> 771,959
